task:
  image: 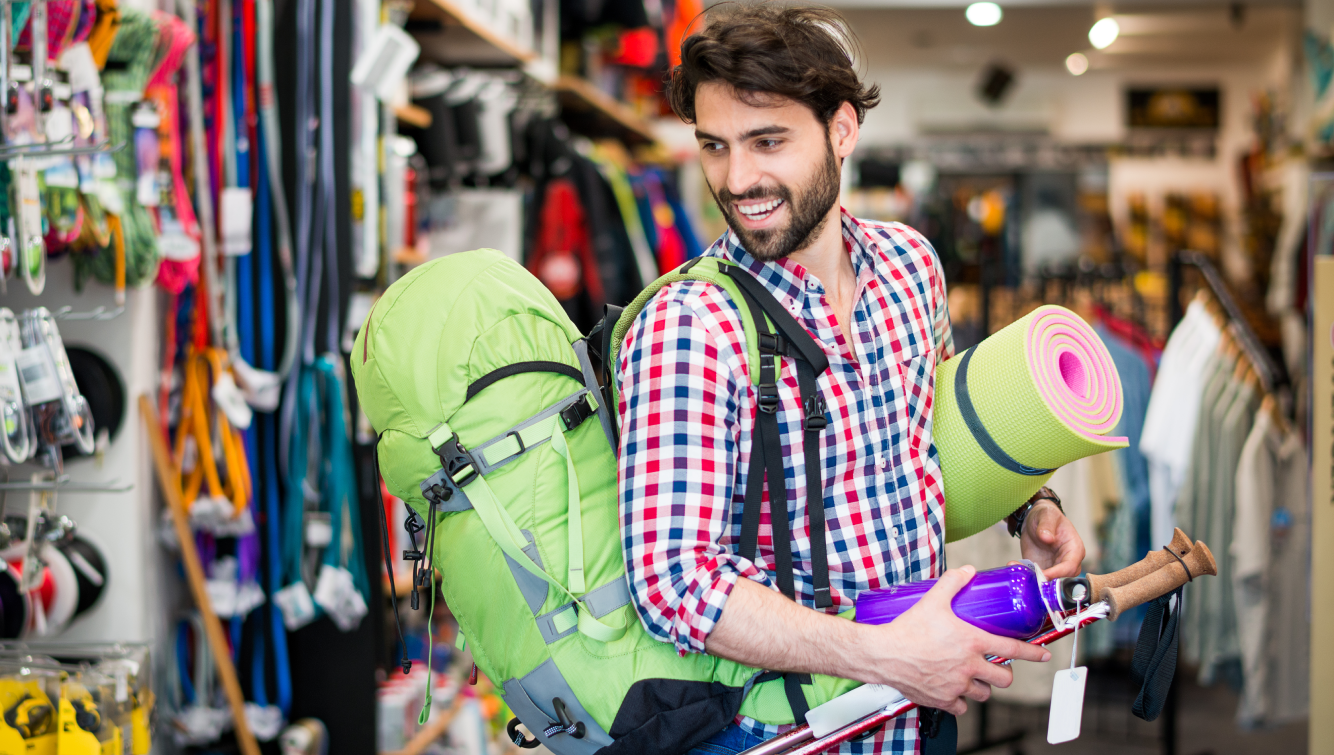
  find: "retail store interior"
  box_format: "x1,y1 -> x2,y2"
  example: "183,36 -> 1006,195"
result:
0,0 -> 1330,753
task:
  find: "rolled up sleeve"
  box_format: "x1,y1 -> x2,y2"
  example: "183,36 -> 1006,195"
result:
615,283 -> 762,655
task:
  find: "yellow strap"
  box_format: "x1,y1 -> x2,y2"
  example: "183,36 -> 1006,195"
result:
464,470 -> 625,643
551,427 -> 585,594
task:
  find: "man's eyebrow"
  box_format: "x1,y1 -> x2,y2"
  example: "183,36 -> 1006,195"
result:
694,125 -> 792,143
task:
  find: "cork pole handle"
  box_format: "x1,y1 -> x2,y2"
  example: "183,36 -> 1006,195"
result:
1087,528 -> 1193,601
1105,540 -> 1217,621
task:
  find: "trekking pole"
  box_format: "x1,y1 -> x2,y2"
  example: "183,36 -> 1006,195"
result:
738,537 -> 1216,755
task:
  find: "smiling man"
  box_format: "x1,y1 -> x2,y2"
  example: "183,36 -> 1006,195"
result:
615,5 -> 1086,755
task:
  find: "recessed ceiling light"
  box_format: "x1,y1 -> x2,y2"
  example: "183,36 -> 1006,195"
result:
1089,17 -> 1119,50
966,2 -> 1003,27
1066,52 -> 1089,76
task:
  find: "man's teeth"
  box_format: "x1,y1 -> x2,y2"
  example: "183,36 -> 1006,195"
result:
739,199 -> 783,216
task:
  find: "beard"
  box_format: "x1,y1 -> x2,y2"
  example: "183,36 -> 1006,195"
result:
709,141 -> 842,262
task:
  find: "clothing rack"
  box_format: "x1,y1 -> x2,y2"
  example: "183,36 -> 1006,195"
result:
1168,250 -> 1282,393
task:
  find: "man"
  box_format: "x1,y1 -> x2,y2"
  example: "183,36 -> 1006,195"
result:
615,5 -> 1086,754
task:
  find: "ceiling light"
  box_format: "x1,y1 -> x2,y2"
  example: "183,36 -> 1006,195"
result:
1065,52 -> 1089,76
1088,17 -> 1119,50
966,2 -> 1003,27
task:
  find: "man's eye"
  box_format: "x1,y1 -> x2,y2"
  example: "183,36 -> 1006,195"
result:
702,142 -> 725,152
757,139 -> 780,149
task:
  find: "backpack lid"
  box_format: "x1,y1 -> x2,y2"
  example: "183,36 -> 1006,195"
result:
351,249 -> 584,442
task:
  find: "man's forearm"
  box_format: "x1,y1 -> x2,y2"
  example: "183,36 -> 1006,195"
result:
704,577 -> 870,680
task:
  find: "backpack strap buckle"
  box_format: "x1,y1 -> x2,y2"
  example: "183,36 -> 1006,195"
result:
757,332 -> 787,356
804,395 -> 828,431
559,394 -> 596,432
757,382 -> 780,414
433,433 -> 480,489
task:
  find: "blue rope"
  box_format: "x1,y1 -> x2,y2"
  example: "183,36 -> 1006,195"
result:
231,0 -> 254,671
256,71 -> 293,717
177,620 -> 196,706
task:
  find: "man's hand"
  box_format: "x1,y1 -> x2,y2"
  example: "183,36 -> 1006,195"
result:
856,567 -> 1052,716
1019,500 -> 1086,579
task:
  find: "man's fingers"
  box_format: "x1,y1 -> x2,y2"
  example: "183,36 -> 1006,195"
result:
983,635 -> 1052,664
964,679 -> 993,703
942,698 -> 967,716
971,659 -> 1015,689
921,566 -> 976,609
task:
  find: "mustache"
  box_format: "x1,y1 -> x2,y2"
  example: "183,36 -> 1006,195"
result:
716,184 -> 793,205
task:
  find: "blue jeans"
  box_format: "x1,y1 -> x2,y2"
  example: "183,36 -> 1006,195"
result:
685,723 -> 768,755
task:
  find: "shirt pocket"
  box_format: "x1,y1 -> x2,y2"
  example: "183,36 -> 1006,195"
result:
891,341 -> 936,456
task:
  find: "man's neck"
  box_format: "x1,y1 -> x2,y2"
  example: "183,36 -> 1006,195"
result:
787,204 -> 854,294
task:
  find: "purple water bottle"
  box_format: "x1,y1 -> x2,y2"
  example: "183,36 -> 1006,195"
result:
855,563 -> 1090,639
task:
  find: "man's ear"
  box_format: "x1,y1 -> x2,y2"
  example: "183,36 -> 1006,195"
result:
829,101 -> 859,160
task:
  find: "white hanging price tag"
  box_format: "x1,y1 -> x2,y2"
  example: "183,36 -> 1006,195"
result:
274,581 -> 318,630
15,347 -> 61,404
1047,667 -> 1087,744
313,564 -> 368,632
219,187 -> 253,256
1048,592 -> 1088,744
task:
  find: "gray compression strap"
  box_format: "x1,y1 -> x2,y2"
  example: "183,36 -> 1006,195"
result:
953,347 -> 1054,477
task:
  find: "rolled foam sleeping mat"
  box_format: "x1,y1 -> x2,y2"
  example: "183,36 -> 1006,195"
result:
936,304 -> 1128,542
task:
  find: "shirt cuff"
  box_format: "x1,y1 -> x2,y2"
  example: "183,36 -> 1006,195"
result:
668,553 -> 769,656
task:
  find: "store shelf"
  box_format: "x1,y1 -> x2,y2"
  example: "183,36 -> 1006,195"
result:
409,0 -> 538,65
394,103 -> 432,129
553,75 -> 657,145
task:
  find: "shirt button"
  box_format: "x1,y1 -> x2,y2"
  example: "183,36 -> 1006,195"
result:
876,454 -> 887,469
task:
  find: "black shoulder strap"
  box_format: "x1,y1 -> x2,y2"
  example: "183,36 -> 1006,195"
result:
725,267 -> 834,610
722,266 -> 829,373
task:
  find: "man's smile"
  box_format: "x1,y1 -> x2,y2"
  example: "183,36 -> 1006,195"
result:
734,198 -> 787,227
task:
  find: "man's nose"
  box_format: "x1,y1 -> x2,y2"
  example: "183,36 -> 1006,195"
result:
726,150 -> 762,198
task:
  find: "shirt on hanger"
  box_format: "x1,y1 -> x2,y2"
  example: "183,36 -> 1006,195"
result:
1141,300 -> 1222,547
1177,352 -> 1233,667
1233,410 -> 1310,726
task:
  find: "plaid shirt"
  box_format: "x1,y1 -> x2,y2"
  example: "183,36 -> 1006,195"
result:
616,210 -> 954,753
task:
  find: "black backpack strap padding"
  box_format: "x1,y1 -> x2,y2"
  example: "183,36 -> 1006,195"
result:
737,288 -> 797,600
600,304 -> 625,387
1129,586 -> 1183,721
466,361 -> 585,401
727,268 -> 834,609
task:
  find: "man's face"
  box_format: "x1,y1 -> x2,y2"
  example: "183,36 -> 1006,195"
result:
694,83 -> 843,262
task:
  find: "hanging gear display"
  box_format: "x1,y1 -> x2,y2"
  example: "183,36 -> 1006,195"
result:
0,309 -> 33,463
15,307 -> 94,461
278,356 -> 368,633
72,8 -> 158,290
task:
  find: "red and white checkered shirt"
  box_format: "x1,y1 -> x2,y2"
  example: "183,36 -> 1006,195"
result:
616,210 -> 954,752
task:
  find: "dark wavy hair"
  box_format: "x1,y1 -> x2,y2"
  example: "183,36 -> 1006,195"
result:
667,3 -> 881,126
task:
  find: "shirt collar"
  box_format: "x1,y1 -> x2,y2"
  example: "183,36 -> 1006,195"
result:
708,208 -> 879,311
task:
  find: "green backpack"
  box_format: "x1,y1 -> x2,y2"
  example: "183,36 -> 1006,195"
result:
351,249 -> 859,755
